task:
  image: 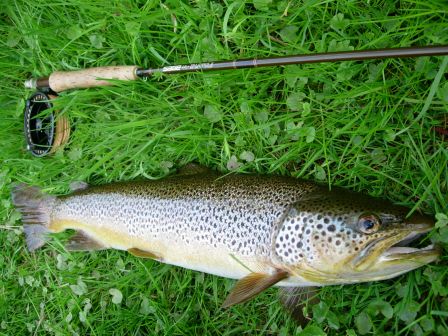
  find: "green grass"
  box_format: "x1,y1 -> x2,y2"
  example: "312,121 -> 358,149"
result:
1,0 -> 448,335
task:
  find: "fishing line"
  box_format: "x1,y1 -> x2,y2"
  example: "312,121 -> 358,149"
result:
23,45 -> 448,157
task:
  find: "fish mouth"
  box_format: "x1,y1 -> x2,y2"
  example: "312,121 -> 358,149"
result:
380,243 -> 439,261
352,217 -> 440,272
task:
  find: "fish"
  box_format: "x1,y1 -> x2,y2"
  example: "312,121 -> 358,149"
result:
11,167 -> 440,309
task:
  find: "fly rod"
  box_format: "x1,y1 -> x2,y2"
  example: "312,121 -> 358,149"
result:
23,45 -> 448,157
25,45 -> 448,92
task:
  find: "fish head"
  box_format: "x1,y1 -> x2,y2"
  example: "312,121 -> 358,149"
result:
273,188 -> 440,284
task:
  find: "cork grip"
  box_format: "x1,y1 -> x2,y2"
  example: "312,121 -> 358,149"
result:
48,66 -> 138,92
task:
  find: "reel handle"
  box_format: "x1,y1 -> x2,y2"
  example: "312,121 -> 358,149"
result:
25,66 -> 138,92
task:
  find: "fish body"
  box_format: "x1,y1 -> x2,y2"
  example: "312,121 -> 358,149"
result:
32,174 -> 318,285
12,171 -> 439,306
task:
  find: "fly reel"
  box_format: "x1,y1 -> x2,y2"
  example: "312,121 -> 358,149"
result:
24,91 -> 70,157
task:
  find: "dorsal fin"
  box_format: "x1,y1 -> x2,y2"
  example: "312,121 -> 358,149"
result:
222,270 -> 289,308
178,163 -> 212,176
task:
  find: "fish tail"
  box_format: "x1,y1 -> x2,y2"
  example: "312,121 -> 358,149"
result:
11,184 -> 56,251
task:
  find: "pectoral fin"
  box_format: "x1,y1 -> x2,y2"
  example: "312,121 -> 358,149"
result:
66,231 -> 105,251
222,270 -> 289,308
278,286 -> 319,325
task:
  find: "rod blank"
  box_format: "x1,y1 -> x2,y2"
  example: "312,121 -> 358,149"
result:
136,45 -> 448,77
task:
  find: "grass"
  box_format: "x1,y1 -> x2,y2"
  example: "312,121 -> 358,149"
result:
1,0 -> 447,335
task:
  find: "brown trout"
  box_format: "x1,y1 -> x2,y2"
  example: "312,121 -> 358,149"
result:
12,170 -> 439,307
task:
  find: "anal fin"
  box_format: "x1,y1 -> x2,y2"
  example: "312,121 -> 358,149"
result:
128,248 -> 161,260
66,231 -> 105,251
222,270 -> 289,308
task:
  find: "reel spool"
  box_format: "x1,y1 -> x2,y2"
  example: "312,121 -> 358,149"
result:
24,92 -> 70,157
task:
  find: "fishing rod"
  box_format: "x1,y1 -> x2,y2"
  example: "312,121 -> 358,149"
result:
24,45 -> 448,157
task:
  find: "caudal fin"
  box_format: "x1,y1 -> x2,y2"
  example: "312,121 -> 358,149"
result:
11,184 -> 56,251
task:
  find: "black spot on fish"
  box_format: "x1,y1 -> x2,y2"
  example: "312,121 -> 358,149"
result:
336,240 -> 341,246
317,224 -> 323,229
328,225 -> 336,232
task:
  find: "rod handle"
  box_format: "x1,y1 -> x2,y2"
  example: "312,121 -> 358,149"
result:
47,66 -> 138,92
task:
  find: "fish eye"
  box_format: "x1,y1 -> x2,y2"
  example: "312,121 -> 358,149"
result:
357,214 -> 381,234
